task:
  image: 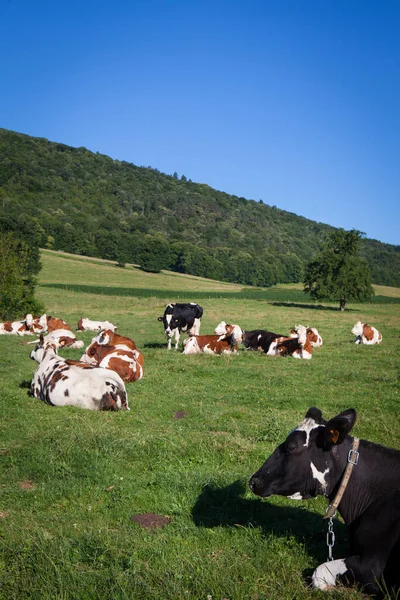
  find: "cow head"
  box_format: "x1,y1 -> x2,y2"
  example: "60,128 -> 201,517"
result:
30,334 -> 61,363
351,321 -> 364,337
249,407 -> 357,501
25,314 -> 34,328
290,325 -> 322,347
214,321 -> 243,345
158,312 -> 179,336
290,324 -> 308,347
94,329 -> 114,345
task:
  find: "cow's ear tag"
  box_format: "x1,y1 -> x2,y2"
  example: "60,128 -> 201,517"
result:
329,429 -> 340,444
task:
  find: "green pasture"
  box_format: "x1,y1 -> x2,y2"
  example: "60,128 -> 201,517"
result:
0,251 -> 399,600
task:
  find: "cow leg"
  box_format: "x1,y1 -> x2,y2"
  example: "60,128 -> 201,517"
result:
191,318 -> 201,335
313,554 -> 392,596
314,492 -> 400,594
167,333 -> 172,350
173,328 -> 180,350
312,557 -> 385,595
312,559 -> 348,590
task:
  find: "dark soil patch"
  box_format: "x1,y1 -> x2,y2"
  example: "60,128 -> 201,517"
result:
173,411 -> 186,419
131,513 -> 171,529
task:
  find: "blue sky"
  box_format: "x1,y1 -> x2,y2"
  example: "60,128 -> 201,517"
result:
1,0 -> 399,246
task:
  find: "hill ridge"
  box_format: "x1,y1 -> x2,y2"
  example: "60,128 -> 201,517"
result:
1,128 -> 399,287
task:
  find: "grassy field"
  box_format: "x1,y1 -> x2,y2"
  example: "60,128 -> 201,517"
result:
0,250 -> 399,600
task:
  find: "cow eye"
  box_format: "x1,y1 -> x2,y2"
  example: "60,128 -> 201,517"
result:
284,440 -> 298,455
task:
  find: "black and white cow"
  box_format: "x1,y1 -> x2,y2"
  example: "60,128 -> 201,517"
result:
242,329 -> 284,354
250,407 -> 400,596
158,303 -> 203,350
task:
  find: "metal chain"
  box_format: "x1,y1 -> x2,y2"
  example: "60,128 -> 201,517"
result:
326,514 -> 336,561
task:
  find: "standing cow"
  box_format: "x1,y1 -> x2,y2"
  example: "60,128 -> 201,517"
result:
249,407 -> 400,596
158,303 -> 203,350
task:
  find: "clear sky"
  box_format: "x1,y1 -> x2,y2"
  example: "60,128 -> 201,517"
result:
1,0 -> 399,246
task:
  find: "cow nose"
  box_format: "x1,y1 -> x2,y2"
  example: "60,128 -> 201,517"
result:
249,476 -> 264,495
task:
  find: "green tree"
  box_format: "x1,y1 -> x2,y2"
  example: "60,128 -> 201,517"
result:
304,229 -> 374,311
0,232 -> 44,320
138,234 -> 171,273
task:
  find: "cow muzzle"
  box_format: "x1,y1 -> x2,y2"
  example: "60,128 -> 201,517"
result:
249,475 -> 271,497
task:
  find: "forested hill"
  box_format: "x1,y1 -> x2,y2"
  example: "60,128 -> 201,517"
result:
1,128 -> 399,287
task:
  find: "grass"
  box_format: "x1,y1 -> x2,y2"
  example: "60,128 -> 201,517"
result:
0,251 -> 399,599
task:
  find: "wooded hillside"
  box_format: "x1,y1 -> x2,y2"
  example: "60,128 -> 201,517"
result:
1,128 -> 399,287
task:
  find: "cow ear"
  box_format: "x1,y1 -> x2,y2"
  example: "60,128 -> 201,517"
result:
304,407 -> 323,423
324,409 -> 357,447
157,316 -> 163,321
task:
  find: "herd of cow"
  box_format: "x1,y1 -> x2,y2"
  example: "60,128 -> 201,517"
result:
0,302 -> 383,412
2,302 -> 397,597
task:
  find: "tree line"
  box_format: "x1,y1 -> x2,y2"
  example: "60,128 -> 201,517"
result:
0,128 -> 399,317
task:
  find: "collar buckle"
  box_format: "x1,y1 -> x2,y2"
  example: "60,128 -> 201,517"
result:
348,447 -> 359,465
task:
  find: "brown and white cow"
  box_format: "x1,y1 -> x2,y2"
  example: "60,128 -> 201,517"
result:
77,317 -> 117,332
30,314 -> 49,334
290,325 -> 323,347
351,321 -> 382,345
29,335 -> 129,410
46,315 -> 72,332
27,332 -> 84,349
0,314 -> 35,336
80,330 -> 144,382
182,321 -> 243,355
267,324 -> 312,359
27,315 -> 84,349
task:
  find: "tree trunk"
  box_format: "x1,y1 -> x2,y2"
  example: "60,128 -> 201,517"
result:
339,299 -> 346,311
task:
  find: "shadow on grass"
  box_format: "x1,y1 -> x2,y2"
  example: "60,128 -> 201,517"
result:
143,342 -> 167,349
270,301 -> 355,312
192,480 -> 348,564
19,380 -> 31,389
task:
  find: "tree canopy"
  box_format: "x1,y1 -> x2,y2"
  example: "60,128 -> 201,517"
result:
0,231 -> 44,320
303,229 -> 374,310
1,128 -> 399,287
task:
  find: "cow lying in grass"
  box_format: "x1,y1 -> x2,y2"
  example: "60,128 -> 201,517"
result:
27,315 -> 84,349
29,334 -> 129,410
352,321 -> 382,345
0,314 -> 35,336
80,329 -> 144,382
267,324 -> 313,359
242,329 -> 284,353
250,407 -> 400,597
77,317 -> 117,332
289,325 -> 323,347
182,321 -> 243,355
